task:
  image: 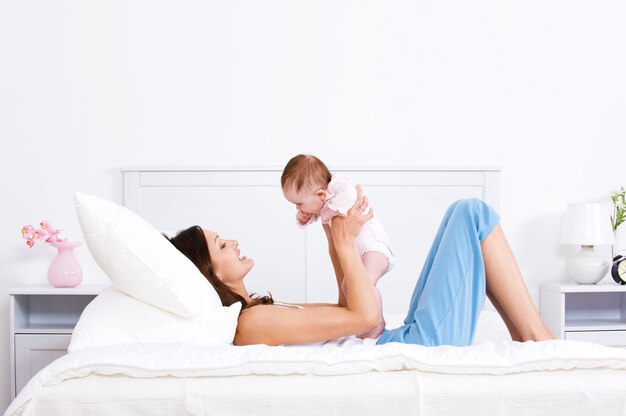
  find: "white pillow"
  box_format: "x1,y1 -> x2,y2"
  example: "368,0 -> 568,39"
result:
69,288 -> 241,351
74,192 -> 221,317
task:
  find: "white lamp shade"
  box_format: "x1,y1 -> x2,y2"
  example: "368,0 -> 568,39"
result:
560,203 -> 614,246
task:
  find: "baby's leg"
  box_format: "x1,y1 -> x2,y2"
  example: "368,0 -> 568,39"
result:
340,251 -> 388,295
357,251 -> 389,339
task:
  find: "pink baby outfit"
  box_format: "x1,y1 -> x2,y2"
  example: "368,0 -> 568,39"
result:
299,174 -> 394,270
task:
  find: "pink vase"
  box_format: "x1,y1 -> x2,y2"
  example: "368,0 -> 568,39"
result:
47,241 -> 83,288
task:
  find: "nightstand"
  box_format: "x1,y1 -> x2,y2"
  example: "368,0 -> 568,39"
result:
8,285 -> 109,399
540,283 -> 626,347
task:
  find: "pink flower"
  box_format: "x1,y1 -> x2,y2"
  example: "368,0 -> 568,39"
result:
21,220 -> 65,248
40,221 -> 60,235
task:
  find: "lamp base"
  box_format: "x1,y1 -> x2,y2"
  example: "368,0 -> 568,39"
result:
565,245 -> 610,284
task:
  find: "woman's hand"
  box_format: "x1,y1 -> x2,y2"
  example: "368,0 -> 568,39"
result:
331,186 -> 374,246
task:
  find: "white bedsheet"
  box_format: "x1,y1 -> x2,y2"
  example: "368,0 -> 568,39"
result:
19,369 -> 626,416
6,335 -> 626,416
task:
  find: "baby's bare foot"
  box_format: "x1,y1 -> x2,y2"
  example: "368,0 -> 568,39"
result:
357,319 -> 386,340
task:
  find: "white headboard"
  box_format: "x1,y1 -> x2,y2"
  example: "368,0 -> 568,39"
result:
122,166 -> 500,314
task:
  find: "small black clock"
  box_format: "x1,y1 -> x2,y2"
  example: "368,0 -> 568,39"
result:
611,255 -> 626,285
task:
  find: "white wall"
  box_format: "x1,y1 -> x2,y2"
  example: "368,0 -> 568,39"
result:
1,0 -> 625,410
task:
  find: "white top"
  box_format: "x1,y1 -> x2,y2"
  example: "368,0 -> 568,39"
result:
272,301 -> 305,310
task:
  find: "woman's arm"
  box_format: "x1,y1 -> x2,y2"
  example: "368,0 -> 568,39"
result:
321,183 -> 363,307
330,200 -> 378,329
323,223 -> 347,307
234,195 -> 379,346
235,303 -> 374,345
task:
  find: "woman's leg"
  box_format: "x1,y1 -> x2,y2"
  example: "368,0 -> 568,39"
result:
481,225 -> 554,341
377,199 -> 499,346
377,199 -> 553,346
486,287 -> 523,342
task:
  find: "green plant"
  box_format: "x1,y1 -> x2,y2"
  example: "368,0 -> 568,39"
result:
611,186 -> 626,233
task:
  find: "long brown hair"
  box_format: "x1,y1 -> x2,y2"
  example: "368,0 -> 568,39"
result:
166,226 -> 273,311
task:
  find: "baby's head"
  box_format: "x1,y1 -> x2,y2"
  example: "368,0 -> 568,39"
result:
281,154 -> 332,215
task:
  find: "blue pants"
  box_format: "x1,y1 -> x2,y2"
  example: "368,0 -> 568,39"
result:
376,198 -> 500,346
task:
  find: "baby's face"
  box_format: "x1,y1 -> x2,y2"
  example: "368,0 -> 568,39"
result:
283,185 -> 325,215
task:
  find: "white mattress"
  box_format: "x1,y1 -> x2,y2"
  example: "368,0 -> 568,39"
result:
20,369 -> 626,416
8,311 -> 626,416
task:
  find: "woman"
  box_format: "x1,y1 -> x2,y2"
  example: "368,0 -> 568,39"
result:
167,191 -> 554,346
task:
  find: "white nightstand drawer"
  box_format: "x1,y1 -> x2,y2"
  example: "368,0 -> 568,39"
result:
9,286 -> 107,399
541,283 -> 626,347
14,334 -> 71,395
565,330 -> 626,347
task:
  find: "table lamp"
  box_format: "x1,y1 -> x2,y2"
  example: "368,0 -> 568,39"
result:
560,203 -> 614,284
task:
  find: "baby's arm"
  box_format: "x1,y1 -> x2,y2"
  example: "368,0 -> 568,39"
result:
325,175 -> 359,215
296,211 -> 318,228
296,211 -> 312,226
320,176 -> 361,224
319,206 -> 339,224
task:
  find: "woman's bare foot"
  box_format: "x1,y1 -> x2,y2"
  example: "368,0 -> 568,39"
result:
523,327 -> 556,342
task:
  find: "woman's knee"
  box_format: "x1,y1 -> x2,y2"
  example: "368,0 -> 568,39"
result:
450,198 -> 489,216
451,198 -> 500,240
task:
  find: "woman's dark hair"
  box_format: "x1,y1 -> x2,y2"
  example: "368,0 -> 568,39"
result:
165,226 -> 272,311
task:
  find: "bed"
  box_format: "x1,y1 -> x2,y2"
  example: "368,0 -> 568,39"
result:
5,166 -> 626,416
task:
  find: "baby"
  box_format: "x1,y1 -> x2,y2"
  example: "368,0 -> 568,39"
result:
281,154 -> 394,339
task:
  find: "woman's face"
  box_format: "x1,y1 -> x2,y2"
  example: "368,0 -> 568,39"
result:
203,230 -> 254,284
